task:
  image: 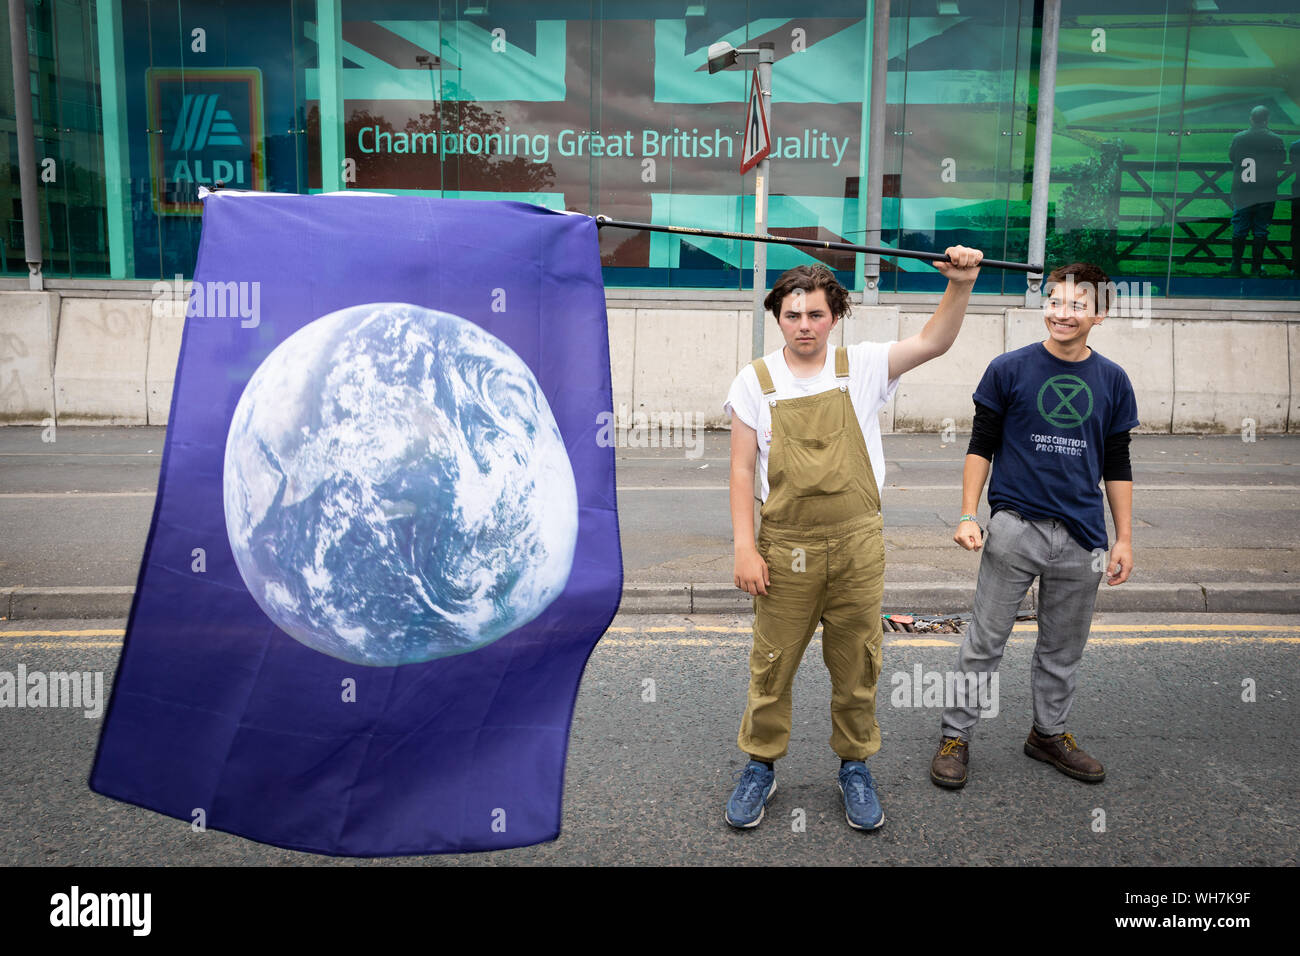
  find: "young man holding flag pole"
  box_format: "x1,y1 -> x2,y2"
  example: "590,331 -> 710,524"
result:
723,248 -> 983,830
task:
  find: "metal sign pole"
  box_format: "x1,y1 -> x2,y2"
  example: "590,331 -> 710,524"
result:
862,0 -> 890,305
1025,0 -> 1061,306
751,43 -> 775,359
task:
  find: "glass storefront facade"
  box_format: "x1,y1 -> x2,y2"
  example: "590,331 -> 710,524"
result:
2,0 -> 1297,297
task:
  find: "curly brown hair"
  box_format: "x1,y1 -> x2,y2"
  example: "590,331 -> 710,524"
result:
1046,262 -> 1113,315
763,265 -> 852,321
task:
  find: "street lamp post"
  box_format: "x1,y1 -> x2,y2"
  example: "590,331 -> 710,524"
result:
9,0 -> 43,288
750,44 -> 774,359
709,39 -> 775,359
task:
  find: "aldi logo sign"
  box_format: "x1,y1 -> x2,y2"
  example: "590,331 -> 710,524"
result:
170,93 -> 245,151
147,68 -> 265,215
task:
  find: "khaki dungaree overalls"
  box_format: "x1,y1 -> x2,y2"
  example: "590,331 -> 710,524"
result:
737,346 -> 887,762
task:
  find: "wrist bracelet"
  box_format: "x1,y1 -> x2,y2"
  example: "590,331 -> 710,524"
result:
958,514 -> 978,523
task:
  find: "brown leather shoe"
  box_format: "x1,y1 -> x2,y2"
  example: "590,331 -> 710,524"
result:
929,736 -> 969,789
1024,728 -> 1105,782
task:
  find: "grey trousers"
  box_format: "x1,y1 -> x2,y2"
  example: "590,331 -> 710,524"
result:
940,508 -> 1104,740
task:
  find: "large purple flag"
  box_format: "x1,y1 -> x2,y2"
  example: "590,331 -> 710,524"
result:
90,194 -> 622,855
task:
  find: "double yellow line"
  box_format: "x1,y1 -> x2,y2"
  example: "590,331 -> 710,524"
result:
601,623 -> 1300,648
0,628 -> 125,649
2,624 -> 1297,651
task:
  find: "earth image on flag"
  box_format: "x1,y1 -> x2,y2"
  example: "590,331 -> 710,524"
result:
221,302 -> 579,667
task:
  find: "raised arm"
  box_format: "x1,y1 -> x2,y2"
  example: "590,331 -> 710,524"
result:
888,245 -> 984,380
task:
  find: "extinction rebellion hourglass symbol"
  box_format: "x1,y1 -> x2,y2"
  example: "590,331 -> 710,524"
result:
1037,375 -> 1093,429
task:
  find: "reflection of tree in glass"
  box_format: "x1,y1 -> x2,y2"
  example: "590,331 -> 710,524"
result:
342,108 -> 401,185
335,104 -> 556,193
1045,143 -> 1122,275
408,102 -> 556,193
962,143 -> 1123,275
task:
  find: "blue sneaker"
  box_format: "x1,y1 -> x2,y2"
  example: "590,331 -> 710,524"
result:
724,760 -> 777,829
838,761 -> 884,830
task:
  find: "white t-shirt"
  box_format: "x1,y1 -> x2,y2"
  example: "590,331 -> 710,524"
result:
724,341 -> 899,503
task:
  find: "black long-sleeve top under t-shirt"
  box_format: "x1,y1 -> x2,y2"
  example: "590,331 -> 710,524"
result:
967,402 -> 1132,481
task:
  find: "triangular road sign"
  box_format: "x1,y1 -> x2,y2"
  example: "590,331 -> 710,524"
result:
740,67 -> 771,174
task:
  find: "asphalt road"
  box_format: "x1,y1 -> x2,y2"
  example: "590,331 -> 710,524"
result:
2,428 -> 1297,597
1,612 -> 1294,867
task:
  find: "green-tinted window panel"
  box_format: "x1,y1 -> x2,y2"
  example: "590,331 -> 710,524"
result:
0,0 -> 1294,294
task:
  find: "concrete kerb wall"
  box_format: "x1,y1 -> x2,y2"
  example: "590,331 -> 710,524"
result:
1,287 -> 1297,433
894,310 -> 1003,431
0,292 -> 59,424
0,289 -> 185,426
1291,323 -> 1300,429
146,298 -> 186,424
54,297 -> 153,425
1172,319 -> 1290,433
619,299 -> 1296,435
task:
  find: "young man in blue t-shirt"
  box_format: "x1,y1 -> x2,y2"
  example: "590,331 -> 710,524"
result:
930,261 -> 1138,789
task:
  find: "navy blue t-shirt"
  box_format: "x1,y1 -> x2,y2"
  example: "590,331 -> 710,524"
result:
975,343 -> 1139,552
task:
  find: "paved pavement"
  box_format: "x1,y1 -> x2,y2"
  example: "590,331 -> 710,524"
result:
1,427 -> 1298,617
0,612 -> 1294,866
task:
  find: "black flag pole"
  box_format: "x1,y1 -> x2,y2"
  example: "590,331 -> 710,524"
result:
594,215 -> 1042,274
